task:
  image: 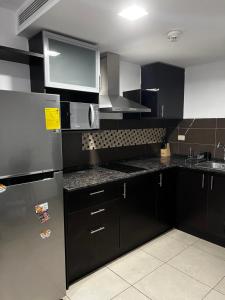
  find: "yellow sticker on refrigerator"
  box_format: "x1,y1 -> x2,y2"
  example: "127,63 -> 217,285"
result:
44,108 -> 60,130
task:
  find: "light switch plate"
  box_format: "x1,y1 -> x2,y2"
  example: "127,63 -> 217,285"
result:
178,135 -> 185,141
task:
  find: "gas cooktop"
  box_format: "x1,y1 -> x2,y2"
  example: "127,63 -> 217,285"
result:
103,163 -> 147,174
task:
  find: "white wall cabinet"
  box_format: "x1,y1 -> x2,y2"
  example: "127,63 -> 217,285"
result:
43,31 -> 100,93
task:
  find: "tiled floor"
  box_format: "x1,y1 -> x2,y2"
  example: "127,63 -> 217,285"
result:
66,229 -> 225,300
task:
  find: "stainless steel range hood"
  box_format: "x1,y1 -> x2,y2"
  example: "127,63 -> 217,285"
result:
99,53 -> 151,113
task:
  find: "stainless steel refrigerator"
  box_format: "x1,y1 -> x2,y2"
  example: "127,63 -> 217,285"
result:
0,90 -> 66,300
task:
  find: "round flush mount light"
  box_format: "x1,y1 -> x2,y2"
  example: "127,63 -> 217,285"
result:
167,30 -> 183,42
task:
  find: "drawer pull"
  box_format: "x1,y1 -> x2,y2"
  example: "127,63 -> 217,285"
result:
159,173 -> 163,187
90,227 -> 105,235
89,190 -> 105,196
201,174 -> 205,189
123,183 -> 126,199
90,208 -> 106,216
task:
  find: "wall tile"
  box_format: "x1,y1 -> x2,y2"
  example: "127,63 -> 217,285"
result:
217,119 -> 225,128
167,127 -> 179,143
179,128 -> 215,145
216,129 -> 225,145
170,143 -> 180,155
179,143 -> 215,157
82,128 -> 166,150
62,118 -> 225,170
179,119 -> 216,129
96,145 -> 150,164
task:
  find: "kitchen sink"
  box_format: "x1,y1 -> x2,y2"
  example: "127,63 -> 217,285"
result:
196,161 -> 225,170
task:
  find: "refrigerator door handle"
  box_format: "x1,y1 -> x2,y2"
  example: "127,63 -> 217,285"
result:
0,172 -> 56,188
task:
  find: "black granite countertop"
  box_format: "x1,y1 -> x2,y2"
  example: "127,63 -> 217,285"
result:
63,156 -> 225,192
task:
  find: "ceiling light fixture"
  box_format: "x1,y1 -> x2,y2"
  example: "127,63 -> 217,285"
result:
118,5 -> 148,21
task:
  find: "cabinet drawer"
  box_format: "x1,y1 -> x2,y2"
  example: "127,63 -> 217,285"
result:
66,209 -> 119,283
68,198 -> 119,228
65,181 -> 124,213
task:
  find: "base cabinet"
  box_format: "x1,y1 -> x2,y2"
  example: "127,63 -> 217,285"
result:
65,167 -> 225,286
119,174 -> 158,253
156,169 -> 176,234
208,174 -> 225,244
64,182 -> 123,286
176,169 -> 225,246
176,169 -> 207,235
64,170 -> 175,285
66,200 -> 120,284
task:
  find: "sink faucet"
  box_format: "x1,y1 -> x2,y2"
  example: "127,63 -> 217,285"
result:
217,142 -> 225,161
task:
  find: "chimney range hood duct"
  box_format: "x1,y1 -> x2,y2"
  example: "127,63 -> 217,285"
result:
99,53 -> 151,113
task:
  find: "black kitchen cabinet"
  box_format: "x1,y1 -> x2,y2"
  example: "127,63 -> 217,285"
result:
176,169 -> 207,236
64,166 -> 225,286
156,169 -> 176,234
119,174 -> 158,253
207,174 -> 225,245
64,182 -> 123,285
123,89 -> 158,119
141,62 -> 184,119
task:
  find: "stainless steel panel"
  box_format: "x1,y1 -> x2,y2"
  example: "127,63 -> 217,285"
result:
0,171 -> 66,300
0,90 -> 62,178
99,53 -> 151,113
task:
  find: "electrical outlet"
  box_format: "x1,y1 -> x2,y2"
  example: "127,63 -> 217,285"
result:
178,135 -> 185,141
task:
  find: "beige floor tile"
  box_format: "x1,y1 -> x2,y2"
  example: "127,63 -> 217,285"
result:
108,249 -> 162,284
204,290 -> 225,300
215,277 -> 225,295
113,287 -> 149,300
141,234 -> 188,262
134,264 -> 210,300
167,229 -> 199,245
194,239 -> 225,260
67,268 -> 129,300
169,246 -> 225,287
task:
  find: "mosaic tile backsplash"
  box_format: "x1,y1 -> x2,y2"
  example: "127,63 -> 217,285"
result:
82,128 -> 166,151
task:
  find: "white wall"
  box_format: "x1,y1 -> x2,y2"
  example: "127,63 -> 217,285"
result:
120,61 -> 141,96
184,60 -> 225,118
0,7 -> 30,92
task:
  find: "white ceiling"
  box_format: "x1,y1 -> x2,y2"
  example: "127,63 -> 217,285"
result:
2,0 -> 225,67
0,0 -> 25,10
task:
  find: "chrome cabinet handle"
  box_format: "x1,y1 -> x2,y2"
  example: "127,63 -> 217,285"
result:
210,176 -> 214,191
202,174 -> 205,189
90,227 -> 105,235
159,173 -> 163,187
90,208 -> 105,216
161,105 -> 164,118
123,183 -> 126,199
89,190 -> 104,196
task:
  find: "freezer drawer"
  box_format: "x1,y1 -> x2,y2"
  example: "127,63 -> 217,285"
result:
0,90 -> 62,178
0,171 -> 66,300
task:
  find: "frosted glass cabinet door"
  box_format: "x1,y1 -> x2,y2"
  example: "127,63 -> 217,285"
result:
43,31 -> 100,93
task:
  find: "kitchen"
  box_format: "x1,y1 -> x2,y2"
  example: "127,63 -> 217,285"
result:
0,1 -> 225,300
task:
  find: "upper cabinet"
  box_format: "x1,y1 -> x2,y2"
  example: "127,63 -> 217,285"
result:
141,62 -> 185,119
29,31 -> 100,95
